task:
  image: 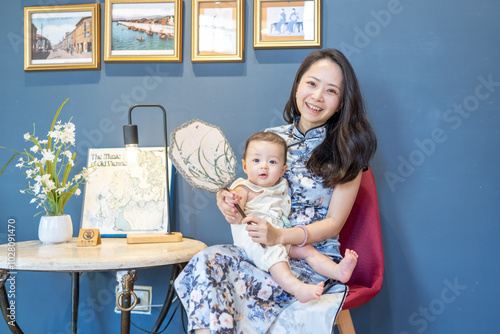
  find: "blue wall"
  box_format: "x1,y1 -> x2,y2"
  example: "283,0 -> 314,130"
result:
1,0 -> 499,333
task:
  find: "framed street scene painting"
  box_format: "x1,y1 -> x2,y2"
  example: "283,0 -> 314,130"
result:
254,0 -> 321,49
104,0 -> 182,62
191,0 -> 244,62
81,147 -> 173,236
24,4 -> 100,71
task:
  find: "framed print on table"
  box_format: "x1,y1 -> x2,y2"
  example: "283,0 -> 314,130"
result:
104,0 -> 182,62
81,147 -> 174,236
192,0 -> 244,62
254,0 -> 321,49
24,4 -> 100,71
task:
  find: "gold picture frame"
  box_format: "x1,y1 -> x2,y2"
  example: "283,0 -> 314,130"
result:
254,0 -> 321,49
24,4 -> 100,71
104,0 -> 182,62
192,0 -> 244,62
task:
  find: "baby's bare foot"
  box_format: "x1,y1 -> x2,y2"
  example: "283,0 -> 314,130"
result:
295,281 -> 324,303
336,249 -> 359,283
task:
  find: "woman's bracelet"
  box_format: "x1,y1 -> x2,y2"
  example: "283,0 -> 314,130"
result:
296,225 -> 308,247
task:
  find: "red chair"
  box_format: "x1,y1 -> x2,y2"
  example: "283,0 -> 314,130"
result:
334,168 -> 384,334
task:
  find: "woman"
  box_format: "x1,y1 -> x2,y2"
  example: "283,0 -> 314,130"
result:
174,49 -> 377,333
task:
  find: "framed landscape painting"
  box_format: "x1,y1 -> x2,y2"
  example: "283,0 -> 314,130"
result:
254,0 -> 321,49
24,4 -> 100,71
104,0 -> 182,62
191,0 -> 244,62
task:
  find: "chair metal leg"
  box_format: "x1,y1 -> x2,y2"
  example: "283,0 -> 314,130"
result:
151,263 -> 185,332
335,310 -> 356,334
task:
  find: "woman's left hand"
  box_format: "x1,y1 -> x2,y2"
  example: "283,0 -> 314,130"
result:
243,215 -> 281,246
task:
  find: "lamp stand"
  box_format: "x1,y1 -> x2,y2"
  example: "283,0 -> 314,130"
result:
123,104 -> 183,244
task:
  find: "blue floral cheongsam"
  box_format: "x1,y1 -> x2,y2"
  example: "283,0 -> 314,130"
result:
174,121 -> 347,334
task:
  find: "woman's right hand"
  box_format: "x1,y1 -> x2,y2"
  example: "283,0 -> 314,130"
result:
217,188 -> 241,224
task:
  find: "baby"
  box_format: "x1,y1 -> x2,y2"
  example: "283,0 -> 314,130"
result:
227,132 -> 358,303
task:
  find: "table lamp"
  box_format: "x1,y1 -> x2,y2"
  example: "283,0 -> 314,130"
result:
123,104 -> 182,244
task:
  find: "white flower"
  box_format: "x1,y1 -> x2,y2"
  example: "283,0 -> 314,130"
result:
15,162 -> 23,168
32,183 -> 41,195
300,177 -> 315,189
45,180 -> 56,191
235,280 -> 247,297
297,214 -> 309,223
64,122 -> 75,133
30,145 -> 39,153
305,207 -> 315,218
190,290 -> 203,303
26,169 -> 35,178
219,312 -> 233,329
75,189 -> 81,196
24,133 -> 30,140
257,285 -> 272,300
42,149 -> 55,163
30,198 -> 37,204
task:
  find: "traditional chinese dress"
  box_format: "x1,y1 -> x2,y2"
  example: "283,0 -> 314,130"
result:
174,120 -> 347,333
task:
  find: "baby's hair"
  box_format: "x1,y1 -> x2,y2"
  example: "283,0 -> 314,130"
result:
243,132 -> 287,163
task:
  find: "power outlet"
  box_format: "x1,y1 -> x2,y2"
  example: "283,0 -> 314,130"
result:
115,285 -> 153,315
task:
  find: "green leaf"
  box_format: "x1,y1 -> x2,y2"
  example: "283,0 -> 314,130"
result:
0,151 -> 21,177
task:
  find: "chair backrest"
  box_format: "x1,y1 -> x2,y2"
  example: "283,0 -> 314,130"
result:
338,168 -> 384,309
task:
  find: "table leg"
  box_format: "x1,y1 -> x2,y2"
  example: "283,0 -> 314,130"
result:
70,272 -> 80,334
0,270 -> 23,334
116,270 -> 137,334
151,263 -> 185,332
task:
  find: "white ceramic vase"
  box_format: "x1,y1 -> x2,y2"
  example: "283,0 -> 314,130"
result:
38,214 -> 73,244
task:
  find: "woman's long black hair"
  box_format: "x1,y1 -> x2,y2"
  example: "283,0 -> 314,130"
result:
283,49 -> 377,187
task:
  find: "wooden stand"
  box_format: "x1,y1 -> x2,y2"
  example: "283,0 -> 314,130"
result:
126,232 -> 183,244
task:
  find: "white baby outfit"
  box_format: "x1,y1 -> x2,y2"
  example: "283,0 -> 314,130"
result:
230,177 -> 291,271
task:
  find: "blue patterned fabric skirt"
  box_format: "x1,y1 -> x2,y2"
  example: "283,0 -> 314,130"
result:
175,244 -> 346,334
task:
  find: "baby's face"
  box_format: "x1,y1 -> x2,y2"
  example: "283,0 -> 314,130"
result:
242,140 -> 287,188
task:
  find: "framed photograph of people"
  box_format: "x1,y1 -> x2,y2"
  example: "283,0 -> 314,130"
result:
24,4 -> 100,71
192,0 -> 244,62
104,0 -> 182,62
254,0 -> 321,49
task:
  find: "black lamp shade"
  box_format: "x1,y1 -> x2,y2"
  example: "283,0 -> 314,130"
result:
123,124 -> 139,146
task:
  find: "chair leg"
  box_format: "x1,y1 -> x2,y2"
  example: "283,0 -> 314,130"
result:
335,310 -> 356,334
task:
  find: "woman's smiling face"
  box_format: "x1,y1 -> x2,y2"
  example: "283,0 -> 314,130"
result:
295,58 -> 343,133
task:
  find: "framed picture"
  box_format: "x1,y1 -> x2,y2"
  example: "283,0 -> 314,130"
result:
191,0 -> 244,62
81,147 -> 174,236
104,0 -> 182,62
24,4 -> 100,71
254,0 -> 321,49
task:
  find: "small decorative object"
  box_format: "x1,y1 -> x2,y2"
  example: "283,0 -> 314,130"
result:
104,0 -> 182,62
254,0 -> 321,49
0,98 -> 95,244
192,0 -> 244,63
24,4 -> 100,71
170,120 -> 248,219
77,228 -> 102,247
169,119 -> 265,248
